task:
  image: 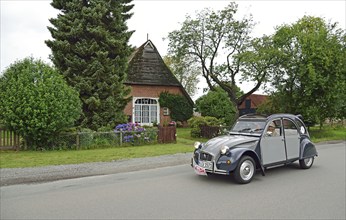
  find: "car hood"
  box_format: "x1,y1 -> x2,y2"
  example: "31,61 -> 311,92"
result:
201,135 -> 259,156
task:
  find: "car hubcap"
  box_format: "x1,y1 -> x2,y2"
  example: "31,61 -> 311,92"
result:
304,157 -> 313,167
240,160 -> 254,181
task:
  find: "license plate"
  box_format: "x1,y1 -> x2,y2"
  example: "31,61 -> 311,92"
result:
198,161 -> 213,170
194,165 -> 207,176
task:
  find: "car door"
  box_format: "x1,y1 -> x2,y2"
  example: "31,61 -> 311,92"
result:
260,119 -> 286,165
283,118 -> 300,160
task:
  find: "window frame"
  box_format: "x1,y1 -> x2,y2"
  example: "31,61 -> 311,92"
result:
133,97 -> 160,126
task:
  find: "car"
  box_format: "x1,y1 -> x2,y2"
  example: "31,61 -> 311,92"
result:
191,114 -> 318,184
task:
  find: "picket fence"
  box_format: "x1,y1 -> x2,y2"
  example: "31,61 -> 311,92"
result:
0,128 -> 20,150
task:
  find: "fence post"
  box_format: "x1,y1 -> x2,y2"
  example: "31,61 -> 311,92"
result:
76,132 -> 80,150
0,128 -> 3,147
15,133 -> 20,151
120,132 -> 123,146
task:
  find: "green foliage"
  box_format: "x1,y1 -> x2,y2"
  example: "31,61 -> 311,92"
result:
166,2 -> 273,114
188,116 -> 223,138
159,92 -> 193,122
256,95 -> 283,116
195,88 -> 237,125
268,16 -> 346,126
46,0 -> 134,130
0,57 -> 81,150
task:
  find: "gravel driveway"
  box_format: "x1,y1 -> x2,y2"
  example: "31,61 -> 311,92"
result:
0,153 -> 192,186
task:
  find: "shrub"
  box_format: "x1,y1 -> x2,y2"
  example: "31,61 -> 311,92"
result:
188,116 -> 223,137
195,88 -> 237,125
0,57 -> 81,150
159,91 -> 193,122
114,123 -> 157,145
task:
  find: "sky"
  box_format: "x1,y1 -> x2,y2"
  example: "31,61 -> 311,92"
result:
1,0 -> 345,99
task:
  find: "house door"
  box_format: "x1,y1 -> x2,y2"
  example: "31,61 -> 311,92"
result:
133,98 -> 159,126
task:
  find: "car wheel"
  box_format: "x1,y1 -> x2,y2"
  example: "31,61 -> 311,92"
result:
299,157 -> 314,169
234,156 -> 255,184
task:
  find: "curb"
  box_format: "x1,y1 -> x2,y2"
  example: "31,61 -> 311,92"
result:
0,153 -> 192,186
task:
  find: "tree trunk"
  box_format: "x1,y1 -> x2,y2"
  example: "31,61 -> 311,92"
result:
234,106 -> 240,120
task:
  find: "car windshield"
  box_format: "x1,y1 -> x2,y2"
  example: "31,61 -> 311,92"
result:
230,120 -> 266,134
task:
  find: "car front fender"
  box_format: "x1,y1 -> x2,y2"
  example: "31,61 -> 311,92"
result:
217,148 -> 265,176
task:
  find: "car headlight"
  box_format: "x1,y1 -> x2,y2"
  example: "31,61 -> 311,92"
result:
194,141 -> 201,149
220,146 -> 230,155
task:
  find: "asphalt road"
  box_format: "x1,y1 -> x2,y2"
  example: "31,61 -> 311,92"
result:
1,142 -> 345,219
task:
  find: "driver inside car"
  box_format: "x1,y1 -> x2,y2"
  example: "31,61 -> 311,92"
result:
267,122 -> 278,136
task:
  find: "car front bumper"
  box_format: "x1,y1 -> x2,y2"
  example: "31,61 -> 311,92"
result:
191,157 -> 229,176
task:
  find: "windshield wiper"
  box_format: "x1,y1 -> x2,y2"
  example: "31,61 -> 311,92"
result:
234,128 -> 263,134
236,128 -> 252,133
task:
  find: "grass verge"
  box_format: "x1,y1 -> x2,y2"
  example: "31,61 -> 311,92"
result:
0,127 -> 344,168
309,126 -> 346,143
0,128 -> 199,168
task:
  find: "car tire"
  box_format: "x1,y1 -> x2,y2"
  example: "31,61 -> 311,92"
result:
299,157 -> 314,169
234,156 -> 256,184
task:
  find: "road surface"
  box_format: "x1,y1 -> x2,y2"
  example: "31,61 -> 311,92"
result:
1,142 -> 345,219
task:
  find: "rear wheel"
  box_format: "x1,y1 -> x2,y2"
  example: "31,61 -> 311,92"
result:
234,156 -> 255,184
299,157 -> 314,169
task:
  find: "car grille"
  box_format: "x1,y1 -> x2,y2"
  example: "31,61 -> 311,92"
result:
200,152 -> 213,161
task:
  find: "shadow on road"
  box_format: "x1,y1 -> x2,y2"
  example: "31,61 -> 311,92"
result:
192,161 -> 317,185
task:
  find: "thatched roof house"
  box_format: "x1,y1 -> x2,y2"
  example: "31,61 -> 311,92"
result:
123,40 -> 193,126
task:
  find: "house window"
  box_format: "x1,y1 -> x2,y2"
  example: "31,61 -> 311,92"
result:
134,98 -> 159,125
163,107 -> 170,116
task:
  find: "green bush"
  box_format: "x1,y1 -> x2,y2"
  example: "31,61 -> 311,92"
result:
159,91 -> 193,122
0,57 -> 81,150
195,88 -> 237,125
188,116 -> 223,137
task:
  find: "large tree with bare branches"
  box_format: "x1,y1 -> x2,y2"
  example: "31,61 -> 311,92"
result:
166,2 -> 275,117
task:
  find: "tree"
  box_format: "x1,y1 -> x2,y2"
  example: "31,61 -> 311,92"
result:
163,55 -> 200,97
195,87 -> 238,125
268,16 -> 346,127
166,2 -> 274,117
0,57 -> 81,150
46,0 -> 134,130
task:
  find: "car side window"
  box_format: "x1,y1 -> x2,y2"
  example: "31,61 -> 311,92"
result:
283,119 -> 298,136
265,119 -> 282,137
295,119 -> 307,134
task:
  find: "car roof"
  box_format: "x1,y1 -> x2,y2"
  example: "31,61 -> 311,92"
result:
238,114 -> 267,120
239,113 -> 303,122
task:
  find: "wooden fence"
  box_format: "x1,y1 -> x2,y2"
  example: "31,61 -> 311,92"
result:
158,126 -> 176,143
200,125 -> 221,139
0,126 -> 176,150
0,128 -> 20,150
199,125 -> 232,139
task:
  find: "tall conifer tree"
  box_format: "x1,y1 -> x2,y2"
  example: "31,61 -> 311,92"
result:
46,0 -> 134,130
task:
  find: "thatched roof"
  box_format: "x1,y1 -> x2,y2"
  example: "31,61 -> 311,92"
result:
126,40 -> 194,106
126,40 -> 181,86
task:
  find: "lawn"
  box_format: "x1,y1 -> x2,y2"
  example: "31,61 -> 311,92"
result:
0,127 -> 344,168
309,125 -> 346,143
0,128 -> 200,168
